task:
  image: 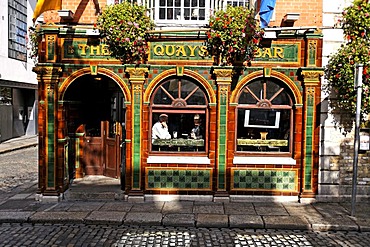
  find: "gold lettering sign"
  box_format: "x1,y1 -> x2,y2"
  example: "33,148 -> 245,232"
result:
149,42 -> 211,61
75,44 -> 111,56
237,139 -> 288,146
255,47 -> 285,59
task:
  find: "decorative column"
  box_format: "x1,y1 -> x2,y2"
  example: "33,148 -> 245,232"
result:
125,66 -> 148,197
299,68 -> 323,198
213,68 -> 233,199
33,66 -> 63,201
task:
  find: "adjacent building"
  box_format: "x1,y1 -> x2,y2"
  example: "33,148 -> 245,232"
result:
0,0 -> 38,142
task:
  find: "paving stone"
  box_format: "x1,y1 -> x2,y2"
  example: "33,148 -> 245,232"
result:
193,204 -> 224,214
356,219 -> 370,232
229,214 -> 264,228
29,211 -> 89,224
162,201 -> 194,214
84,211 -> 126,224
162,213 -> 195,227
253,203 -> 289,216
124,212 -> 163,226
306,215 -> 359,231
66,202 -> 104,212
311,202 -> 349,217
224,202 -> 256,215
98,202 -> 133,212
0,211 -> 33,223
130,202 -> 164,213
196,214 -> 228,228
263,215 -> 310,230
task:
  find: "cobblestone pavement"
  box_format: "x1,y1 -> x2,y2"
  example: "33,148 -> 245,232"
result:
0,146 -> 38,193
0,224 -> 370,247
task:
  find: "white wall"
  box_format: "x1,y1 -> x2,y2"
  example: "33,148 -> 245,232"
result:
319,0 -> 355,201
0,0 -> 37,85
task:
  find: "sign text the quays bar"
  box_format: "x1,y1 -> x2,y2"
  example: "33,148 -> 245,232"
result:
61,38 -> 301,64
148,41 -> 211,62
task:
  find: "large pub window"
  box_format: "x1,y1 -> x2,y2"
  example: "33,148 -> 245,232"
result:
236,79 -> 293,154
150,77 -> 208,152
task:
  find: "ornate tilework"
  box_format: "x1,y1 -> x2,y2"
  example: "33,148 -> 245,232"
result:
231,169 -> 298,192
146,168 -> 212,190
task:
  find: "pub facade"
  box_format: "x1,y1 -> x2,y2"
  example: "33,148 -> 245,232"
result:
34,0 -> 323,201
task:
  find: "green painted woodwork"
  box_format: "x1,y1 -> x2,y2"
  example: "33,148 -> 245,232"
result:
147,169 -> 212,190
233,169 -> 297,191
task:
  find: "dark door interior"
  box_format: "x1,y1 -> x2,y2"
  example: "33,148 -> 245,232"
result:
64,75 -> 125,179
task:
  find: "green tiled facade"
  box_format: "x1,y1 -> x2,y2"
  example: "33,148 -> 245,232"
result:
146,168 -> 212,190
232,169 -> 298,191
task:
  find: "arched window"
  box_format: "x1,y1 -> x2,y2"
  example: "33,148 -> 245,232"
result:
236,79 -> 293,154
150,77 -> 208,153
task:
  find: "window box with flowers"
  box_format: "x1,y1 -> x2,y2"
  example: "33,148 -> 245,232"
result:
206,6 -> 263,66
97,2 -> 155,64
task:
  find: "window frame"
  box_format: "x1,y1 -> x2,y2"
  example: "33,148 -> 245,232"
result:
235,79 -> 294,157
149,76 -> 209,155
8,0 -> 27,62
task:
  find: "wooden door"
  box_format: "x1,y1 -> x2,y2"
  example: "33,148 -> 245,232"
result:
82,123 -> 104,175
104,121 -> 121,178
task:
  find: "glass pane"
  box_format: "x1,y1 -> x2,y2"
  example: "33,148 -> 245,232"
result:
184,8 -> 190,19
159,8 -> 165,19
167,0 -> 173,7
199,9 -> 205,20
236,109 -> 291,152
153,87 -> 173,105
180,80 -> 206,105
151,113 -> 206,152
271,90 -> 291,105
184,0 -> 190,7
200,0 -> 205,7
160,0 -> 165,6
192,0 -> 198,7
167,8 -> 174,19
0,87 -> 12,105
175,0 -> 181,7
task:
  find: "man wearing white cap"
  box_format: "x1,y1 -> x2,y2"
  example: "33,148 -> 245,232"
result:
152,113 -> 171,141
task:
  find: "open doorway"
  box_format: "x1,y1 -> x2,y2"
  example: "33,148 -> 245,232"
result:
63,74 -> 126,181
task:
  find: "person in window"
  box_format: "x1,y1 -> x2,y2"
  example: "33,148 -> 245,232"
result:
152,113 -> 171,140
190,114 -> 203,139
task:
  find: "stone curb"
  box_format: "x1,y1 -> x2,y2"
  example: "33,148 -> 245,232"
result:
0,211 -> 361,232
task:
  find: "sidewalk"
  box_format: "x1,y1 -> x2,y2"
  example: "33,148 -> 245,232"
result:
0,135 -> 38,154
0,135 -> 370,231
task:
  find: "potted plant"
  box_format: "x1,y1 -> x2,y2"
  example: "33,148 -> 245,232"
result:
97,2 -> 155,64
206,6 -> 263,66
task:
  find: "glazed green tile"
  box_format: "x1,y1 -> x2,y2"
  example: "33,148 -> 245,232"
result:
146,169 -> 211,190
233,169 -> 296,191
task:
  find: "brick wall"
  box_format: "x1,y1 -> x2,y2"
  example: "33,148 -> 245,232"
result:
257,0 -> 322,27
42,1 -> 322,27
43,0 -> 108,24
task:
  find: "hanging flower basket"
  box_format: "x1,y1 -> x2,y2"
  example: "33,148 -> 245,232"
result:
324,0 -> 370,134
206,6 -> 263,66
97,2 -> 155,64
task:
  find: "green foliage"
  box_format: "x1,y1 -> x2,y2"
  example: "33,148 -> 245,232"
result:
324,0 -> 370,134
97,2 -> 154,64
27,24 -> 41,65
206,6 -> 263,66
